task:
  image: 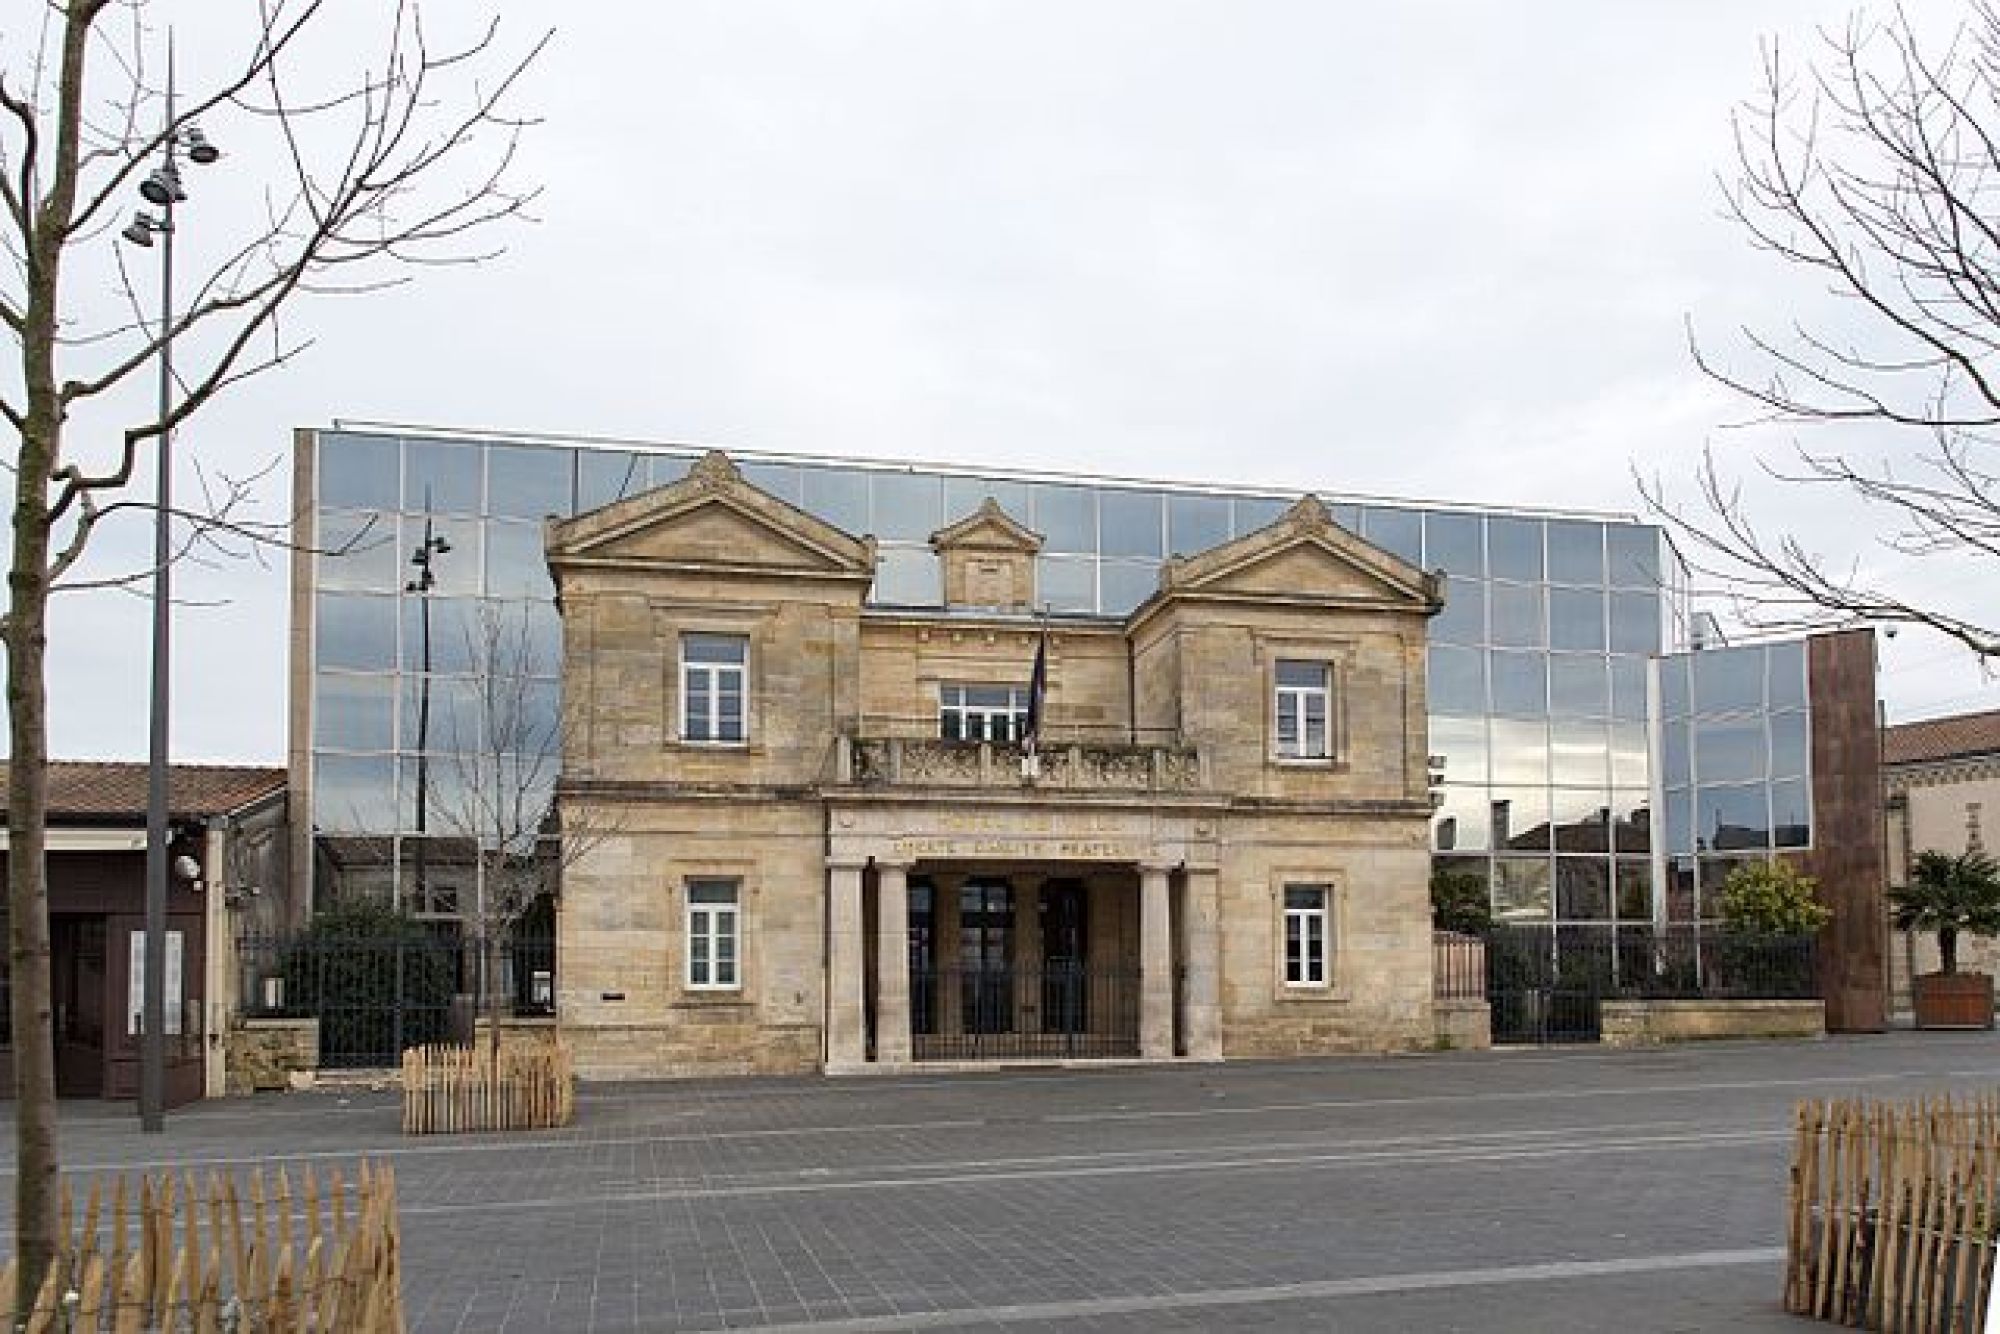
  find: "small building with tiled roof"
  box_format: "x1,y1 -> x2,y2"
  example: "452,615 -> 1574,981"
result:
0,761 -> 291,1105
1884,708 -> 2000,1020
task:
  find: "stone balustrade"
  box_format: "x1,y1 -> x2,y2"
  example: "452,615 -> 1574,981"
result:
834,736 -> 1204,792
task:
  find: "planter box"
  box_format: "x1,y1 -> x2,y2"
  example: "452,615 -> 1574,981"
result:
1912,972 -> 1995,1030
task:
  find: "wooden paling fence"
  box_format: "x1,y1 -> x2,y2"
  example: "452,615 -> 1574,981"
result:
401,1040 -> 575,1134
1786,1093 -> 2000,1332
2,1161 -> 403,1333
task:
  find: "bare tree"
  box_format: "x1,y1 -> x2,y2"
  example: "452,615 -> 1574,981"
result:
422,600 -> 605,1080
1650,5 -> 2000,659
2,1 -> 544,1303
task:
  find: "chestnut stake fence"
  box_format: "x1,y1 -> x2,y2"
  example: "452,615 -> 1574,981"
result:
1785,1094 -> 2000,1332
1,1161 -> 402,1332
401,1041 -> 575,1134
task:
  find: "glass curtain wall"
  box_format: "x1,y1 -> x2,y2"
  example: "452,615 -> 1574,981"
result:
308,429 -> 1682,915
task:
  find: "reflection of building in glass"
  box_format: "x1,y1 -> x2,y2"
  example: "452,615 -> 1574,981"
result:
291,426 -> 1693,935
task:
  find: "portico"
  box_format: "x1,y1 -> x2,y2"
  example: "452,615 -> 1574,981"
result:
824,799 -> 1224,1071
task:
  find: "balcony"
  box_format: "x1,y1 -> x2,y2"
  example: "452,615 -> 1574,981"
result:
832,734 -> 1204,794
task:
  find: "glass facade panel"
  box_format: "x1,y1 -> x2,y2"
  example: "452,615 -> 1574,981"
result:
1548,655 -> 1607,718
1548,587 -> 1605,651
1491,785 -> 1551,851
1613,794 -> 1651,855
315,674 -> 395,751
1770,711 -> 1809,778
1362,507 -> 1422,564
650,454 -> 693,487
1099,560 -> 1160,615
1433,785 -> 1492,852
1696,717 -> 1767,783
1608,590 -> 1660,654
1429,646 -> 1486,715
1607,525 -> 1661,588
873,472 -> 944,541
1609,723 -> 1648,788
486,521 -> 556,599
317,593 -> 398,671
1551,720 -> 1608,787
400,675 -> 483,754
1696,784 -> 1771,851
487,444 -> 573,520
873,548 -> 941,605
1547,520 -> 1605,586
1489,583 -> 1546,649
1432,577 -> 1484,645
1232,495 -> 1287,536
800,467 -> 870,534
1772,776 -> 1811,847
1490,651 -> 1548,717
1168,493 -> 1232,556
578,451 -> 648,512
947,477 -> 1031,526
1034,485 -> 1096,553
1037,556 -> 1095,612
1615,859 -> 1653,921
740,461 -> 801,502
318,432 -> 401,510
405,438 -> 482,515
1098,489 -> 1164,559
1659,655 -> 1690,720
315,754 -> 397,834
1551,786 -> 1612,853
1611,656 -> 1649,721
1424,512 -> 1483,579
1489,717 -> 1548,783
1493,858 -> 1552,923
1487,516 -> 1544,582
1693,646 -> 1764,715
400,597 -> 480,675
1768,640 -> 1808,710
1556,858 -> 1611,921
316,511 -> 401,591
1429,714 -> 1489,786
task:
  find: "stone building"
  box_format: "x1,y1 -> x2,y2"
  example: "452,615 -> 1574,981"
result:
546,452 -> 1444,1077
1884,708 -> 2000,1019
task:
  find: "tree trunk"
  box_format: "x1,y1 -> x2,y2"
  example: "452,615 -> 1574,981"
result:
483,927 -> 501,1088
9,332 -> 62,1315
1941,928 -> 1960,976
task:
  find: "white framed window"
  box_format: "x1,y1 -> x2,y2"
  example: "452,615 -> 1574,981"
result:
681,633 -> 747,743
939,684 -> 1029,742
1283,885 -> 1330,987
685,879 -> 740,989
1274,659 -> 1332,759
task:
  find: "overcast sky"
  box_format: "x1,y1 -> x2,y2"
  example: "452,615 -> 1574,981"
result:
21,1 -> 2000,762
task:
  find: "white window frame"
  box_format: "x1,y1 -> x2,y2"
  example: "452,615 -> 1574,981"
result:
681,633 -> 748,744
1283,884 -> 1330,988
1274,659 -> 1332,760
685,879 -> 741,990
938,683 -> 1030,742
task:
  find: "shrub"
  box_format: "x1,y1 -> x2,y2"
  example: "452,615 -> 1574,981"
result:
1431,869 -> 1493,935
282,900 -> 460,1067
1889,850 -> 2000,975
1715,862 -> 1832,936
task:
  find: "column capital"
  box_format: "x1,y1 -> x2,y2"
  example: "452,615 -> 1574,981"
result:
870,857 -> 912,874
1138,860 -> 1180,878
826,856 -> 870,873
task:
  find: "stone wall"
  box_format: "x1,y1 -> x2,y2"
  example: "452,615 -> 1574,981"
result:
1599,999 -> 1825,1047
1432,999 -> 1491,1051
226,1018 -> 318,1095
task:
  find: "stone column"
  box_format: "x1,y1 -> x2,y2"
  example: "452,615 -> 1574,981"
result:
826,859 -> 867,1071
1181,867 -> 1222,1060
875,861 -> 912,1065
1139,863 -> 1175,1060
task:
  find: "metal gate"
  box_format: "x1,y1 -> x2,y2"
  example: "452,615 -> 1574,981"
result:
1487,927 -> 1605,1044
910,963 -> 1139,1060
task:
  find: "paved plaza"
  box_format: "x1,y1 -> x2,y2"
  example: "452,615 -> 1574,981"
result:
7,1032 -> 2000,1331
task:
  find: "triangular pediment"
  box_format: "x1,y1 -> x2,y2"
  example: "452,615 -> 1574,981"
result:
930,498 -> 1043,554
1144,494 -> 1441,613
547,450 -> 876,580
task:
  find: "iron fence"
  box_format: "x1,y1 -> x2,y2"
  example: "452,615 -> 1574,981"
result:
1485,924 -> 1818,1044
907,963 -> 1139,1061
237,928 -> 556,1069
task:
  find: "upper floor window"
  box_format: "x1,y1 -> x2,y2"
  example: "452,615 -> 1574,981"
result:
1284,885 -> 1330,986
1274,660 -> 1331,759
682,633 -> 747,743
940,684 -> 1029,743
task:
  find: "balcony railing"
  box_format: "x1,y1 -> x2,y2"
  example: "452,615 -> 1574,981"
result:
832,734 -> 1204,793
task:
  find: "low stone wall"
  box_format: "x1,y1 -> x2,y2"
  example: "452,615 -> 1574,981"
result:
1599,999 -> 1825,1048
225,1017 -> 319,1095
1432,998 -> 1491,1050
470,1017 -> 561,1057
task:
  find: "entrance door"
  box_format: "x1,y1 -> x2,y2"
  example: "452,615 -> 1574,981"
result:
959,881 -> 1013,1035
106,916 -> 205,1106
909,880 -> 936,1036
1040,881 -> 1088,1037
52,916 -> 106,1098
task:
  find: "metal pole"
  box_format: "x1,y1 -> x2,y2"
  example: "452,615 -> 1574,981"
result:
139,48 -> 178,1134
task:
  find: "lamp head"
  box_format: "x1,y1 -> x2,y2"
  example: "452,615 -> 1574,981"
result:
121,212 -> 158,247
182,126 -> 221,166
140,164 -> 185,207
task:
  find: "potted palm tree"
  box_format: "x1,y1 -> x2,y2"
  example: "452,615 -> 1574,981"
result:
1891,850 -> 2000,1030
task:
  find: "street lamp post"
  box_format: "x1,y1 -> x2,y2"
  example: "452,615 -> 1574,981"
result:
406,509 -> 450,914
122,47 -> 220,1132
